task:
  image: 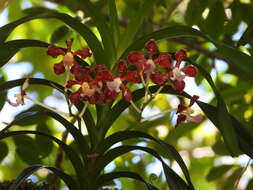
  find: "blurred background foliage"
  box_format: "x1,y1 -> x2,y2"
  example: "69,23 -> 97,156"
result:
0,0 -> 253,189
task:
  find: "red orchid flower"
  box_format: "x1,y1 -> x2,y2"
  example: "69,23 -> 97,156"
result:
170,50 -> 198,93
175,95 -> 203,127
127,40 -> 159,75
47,39 -> 92,75
105,61 -> 133,102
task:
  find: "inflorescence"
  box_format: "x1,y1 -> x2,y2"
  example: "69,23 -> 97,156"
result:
7,39 -> 203,127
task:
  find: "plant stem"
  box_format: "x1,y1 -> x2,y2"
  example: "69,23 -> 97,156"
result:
234,158 -> 252,189
141,108 -> 176,123
24,95 -> 70,116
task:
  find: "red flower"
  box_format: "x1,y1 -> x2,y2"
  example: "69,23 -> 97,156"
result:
150,70 -> 169,85
145,39 -> 159,58
175,95 -> 203,127
47,39 -> 92,75
105,61 -> 134,102
154,53 -> 173,69
169,50 -> 198,93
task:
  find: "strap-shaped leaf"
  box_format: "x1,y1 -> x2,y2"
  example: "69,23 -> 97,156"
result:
117,0 -> 157,57
1,111 -> 89,166
108,0 -> 120,49
0,10 -> 105,65
120,25 -> 253,81
8,164 -> 78,190
194,100 -> 253,158
75,0 -> 116,66
188,60 -> 240,156
0,141 -> 8,163
0,39 -> 48,67
102,85 -> 253,158
94,145 -> 191,190
0,39 -> 89,68
95,130 -> 194,189
0,78 -> 97,145
0,74 -> 7,112
95,171 -> 159,190
100,86 -> 176,136
0,130 -> 86,189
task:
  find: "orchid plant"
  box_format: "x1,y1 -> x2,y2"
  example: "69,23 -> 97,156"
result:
0,0 -> 253,190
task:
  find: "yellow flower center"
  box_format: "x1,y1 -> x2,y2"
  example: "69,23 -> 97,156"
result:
81,82 -> 95,97
63,52 -> 74,66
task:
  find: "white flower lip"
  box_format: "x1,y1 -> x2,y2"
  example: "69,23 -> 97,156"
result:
106,78 -> 122,93
171,67 -> 185,81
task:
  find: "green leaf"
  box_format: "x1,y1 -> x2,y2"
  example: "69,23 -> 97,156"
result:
117,0 -> 157,57
0,77 -> 96,144
0,10 -> 105,65
0,130 -> 85,189
0,74 -> 7,112
206,165 -> 234,181
102,85 -> 253,158
0,39 -> 89,70
13,135 -> 42,165
0,40 -> 48,68
184,0 -> 209,25
9,164 -> 78,190
204,1 -> 226,39
188,60 -> 240,156
100,86 -> 175,136
246,178 -> 253,190
0,141 -> 8,163
13,105 -> 49,126
50,25 -> 70,44
2,111 -> 90,166
195,100 -> 253,158
237,21 -> 253,46
75,0 -> 116,66
96,130 -> 194,188
95,171 -> 159,190
35,122 -> 53,158
223,168 -> 243,190
109,0 -> 120,48
94,145 -> 191,190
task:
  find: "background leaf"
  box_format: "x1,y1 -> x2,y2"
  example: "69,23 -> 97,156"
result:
0,141 -> 8,163
13,135 -> 42,165
35,122 -> 53,159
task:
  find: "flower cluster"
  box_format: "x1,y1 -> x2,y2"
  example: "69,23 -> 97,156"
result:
46,39 -> 202,126
126,40 -> 198,93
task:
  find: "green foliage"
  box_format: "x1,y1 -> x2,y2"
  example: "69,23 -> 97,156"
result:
13,135 -> 42,164
0,0 -> 253,190
0,74 -> 7,112
0,141 -> 8,163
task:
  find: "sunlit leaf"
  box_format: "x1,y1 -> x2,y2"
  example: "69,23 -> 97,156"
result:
96,130 -> 194,188
95,171 -> 159,190
9,164 -> 78,190
0,130 -> 86,189
0,10 -> 105,65
94,145 -> 191,190
35,122 -> 53,158
13,135 -> 42,165
206,165 -> 234,181
0,141 -> 8,163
